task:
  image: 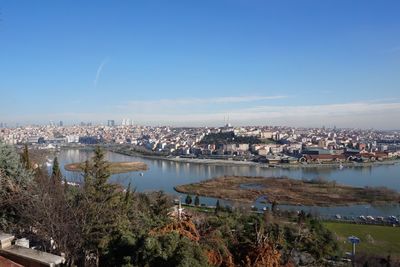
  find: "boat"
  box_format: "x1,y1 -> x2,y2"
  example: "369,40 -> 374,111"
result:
139,172 -> 144,176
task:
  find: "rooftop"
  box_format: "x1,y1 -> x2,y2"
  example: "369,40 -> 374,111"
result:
0,233 -> 65,267
0,245 -> 65,267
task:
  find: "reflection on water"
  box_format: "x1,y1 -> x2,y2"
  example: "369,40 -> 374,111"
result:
56,149 -> 400,217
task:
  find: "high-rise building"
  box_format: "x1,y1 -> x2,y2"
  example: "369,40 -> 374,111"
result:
107,120 -> 115,127
59,121 -> 63,127
122,118 -> 133,126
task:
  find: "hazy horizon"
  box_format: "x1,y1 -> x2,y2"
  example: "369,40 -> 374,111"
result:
1,1 -> 400,129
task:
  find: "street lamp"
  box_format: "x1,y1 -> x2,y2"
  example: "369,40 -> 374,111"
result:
348,236 -> 360,266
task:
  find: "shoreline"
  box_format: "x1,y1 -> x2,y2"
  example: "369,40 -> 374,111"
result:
273,159 -> 400,169
58,145 -> 400,169
109,148 -> 269,167
106,147 -> 400,169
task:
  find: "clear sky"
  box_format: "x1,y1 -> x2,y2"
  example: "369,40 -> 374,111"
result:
1,0 -> 400,129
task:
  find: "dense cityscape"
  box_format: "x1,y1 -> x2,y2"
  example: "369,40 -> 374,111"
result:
1,121 -> 400,165
2,1 -> 400,266
2,121 -> 400,266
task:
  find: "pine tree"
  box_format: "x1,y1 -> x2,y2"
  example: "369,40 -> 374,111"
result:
185,194 -> 192,205
83,160 -> 92,191
0,142 -> 32,229
194,195 -> 200,206
0,142 -> 32,187
81,146 -> 121,267
215,200 -> 221,214
21,144 -> 31,170
51,157 -> 62,185
63,177 -> 69,193
271,200 -> 278,214
92,146 -> 111,192
124,182 -> 132,206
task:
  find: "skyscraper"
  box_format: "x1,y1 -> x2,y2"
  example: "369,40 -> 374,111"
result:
122,118 -> 133,126
107,120 -> 115,127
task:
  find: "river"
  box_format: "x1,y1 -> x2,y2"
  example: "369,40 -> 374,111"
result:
56,148 -> 400,218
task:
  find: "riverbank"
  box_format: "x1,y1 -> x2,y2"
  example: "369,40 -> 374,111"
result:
108,146 -> 400,169
163,156 -> 400,169
106,147 -> 268,167
175,175 -> 400,206
58,145 -> 400,169
274,159 -> 400,169
65,161 -> 148,174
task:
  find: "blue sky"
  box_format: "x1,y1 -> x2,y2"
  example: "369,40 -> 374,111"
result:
1,0 -> 400,128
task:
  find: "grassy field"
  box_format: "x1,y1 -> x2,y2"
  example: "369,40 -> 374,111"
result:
324,222 -> 400,257
65,161 -> 148,174
175,175 -> 400,206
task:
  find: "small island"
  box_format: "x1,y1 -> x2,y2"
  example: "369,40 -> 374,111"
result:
175,176 -> 400,206
65,161 -> 148,174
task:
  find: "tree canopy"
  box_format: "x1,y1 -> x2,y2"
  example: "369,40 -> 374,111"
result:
0,145 -> 346,266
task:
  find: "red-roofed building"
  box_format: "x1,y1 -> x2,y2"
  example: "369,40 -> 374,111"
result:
299,154 -> 347,163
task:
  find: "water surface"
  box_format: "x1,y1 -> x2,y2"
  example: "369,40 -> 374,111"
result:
57,149 -> 400,217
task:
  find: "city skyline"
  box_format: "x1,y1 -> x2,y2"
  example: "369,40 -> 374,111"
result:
1,1 -> 400,129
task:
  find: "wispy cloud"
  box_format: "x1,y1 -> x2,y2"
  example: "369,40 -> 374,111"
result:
123,101 -> 400,128
11,100 -> 400,129
94,58 -> 109,88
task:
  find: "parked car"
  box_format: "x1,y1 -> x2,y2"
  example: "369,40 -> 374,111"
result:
366,215 -> 375,221
388,216 -> 399,224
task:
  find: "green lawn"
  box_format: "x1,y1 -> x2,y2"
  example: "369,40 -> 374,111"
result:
324,222 -> 400,257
